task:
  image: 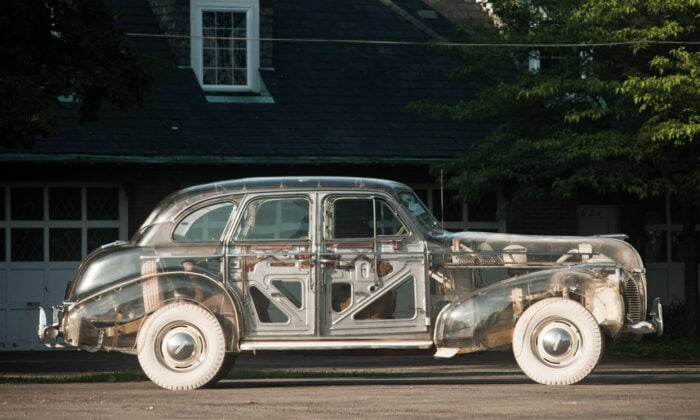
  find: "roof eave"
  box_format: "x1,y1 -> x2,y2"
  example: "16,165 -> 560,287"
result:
0,153 -> 448,165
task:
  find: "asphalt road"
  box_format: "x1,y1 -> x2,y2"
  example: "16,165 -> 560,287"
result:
1,351 -> 699,419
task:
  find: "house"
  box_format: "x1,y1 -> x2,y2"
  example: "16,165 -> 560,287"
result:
0,0 -> 684,350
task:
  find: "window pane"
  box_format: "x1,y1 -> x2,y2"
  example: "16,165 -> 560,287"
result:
11,228 -> 43,261
49,188 -> 81,220
201,10 -> 248,87
11,188 -> 43,220
217,69 -> 233,84
0,187 -> 5,219
377,201 -> 405,236
173,202 -> 235,242
203,11 -> 215,28
88,228 -> 120,252
233,69 -> 247,85
203,69 -> 216,84
216,29 -> 230,49
333,199 -> 373,239
217,49 -> 232,68
50,228 -> 81,261
203,48 -> 216,66
233,11 -> 246,27
671,231 -> 683,263
216,11 -> 231,27
644,230 -> 667,262
0,229 -> 5,261
87,188 -> 119,220
236,198 -> 308,240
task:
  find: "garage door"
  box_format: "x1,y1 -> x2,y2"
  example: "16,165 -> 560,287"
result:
0,185 -> 127,350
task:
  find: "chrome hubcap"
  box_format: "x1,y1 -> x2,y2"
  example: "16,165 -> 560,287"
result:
157,324 -> 205,371
166,332 -> 196,361
534,319 -> 581,367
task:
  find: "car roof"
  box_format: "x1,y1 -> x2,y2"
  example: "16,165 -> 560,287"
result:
143,177 -> 410,226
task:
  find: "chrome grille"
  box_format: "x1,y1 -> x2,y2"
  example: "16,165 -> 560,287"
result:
623,276 -> 643,322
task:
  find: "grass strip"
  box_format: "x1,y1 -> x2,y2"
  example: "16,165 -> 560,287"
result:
0,369 -> 404,384
606,339 -> 700,360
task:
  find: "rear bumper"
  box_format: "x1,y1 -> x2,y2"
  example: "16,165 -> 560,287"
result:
38,304 -> 71,348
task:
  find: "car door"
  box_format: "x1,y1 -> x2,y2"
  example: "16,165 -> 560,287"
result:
226,194 -> 316,337
319,193 -> 428,336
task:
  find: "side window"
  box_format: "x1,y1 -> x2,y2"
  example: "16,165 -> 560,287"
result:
235,197 -> 309,240
333,198 -> 373,239
173,202 -> 236,242
328,198 -> 406,239
376,201 -> 405,236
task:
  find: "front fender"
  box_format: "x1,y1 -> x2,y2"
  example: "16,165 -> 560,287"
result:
433,265 -> 625,355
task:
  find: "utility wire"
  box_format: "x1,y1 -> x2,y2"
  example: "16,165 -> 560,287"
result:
125,32 -> 700,48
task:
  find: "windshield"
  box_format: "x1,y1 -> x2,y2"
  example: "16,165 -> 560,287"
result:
397,191 -> 444,234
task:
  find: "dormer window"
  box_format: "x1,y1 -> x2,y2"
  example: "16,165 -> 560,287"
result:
190,0 -> 260,93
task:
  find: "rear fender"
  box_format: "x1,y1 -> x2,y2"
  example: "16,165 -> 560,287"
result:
62,272 -> 241,352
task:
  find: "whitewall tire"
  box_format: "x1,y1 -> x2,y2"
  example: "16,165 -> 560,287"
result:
137,302 -> 227,390
512,298 -> 602,385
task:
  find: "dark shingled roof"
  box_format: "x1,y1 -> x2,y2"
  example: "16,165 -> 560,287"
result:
3,0 -> 489,165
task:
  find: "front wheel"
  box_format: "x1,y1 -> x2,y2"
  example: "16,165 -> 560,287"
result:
512,298 -> 602,385
137,302 -> 227,390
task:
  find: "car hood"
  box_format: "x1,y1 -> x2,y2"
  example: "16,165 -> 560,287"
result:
435,230 -> 644,272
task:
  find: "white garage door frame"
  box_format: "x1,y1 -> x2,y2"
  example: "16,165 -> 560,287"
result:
0,183 -> 128,350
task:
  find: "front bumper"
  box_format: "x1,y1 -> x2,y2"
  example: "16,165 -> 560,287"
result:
625,297 -> 664,336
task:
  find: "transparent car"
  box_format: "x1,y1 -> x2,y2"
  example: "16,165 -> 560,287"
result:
38,177 -> 663,389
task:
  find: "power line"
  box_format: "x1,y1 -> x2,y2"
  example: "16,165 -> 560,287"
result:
125,32 -> 700,48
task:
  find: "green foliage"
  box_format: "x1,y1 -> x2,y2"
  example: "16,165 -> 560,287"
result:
417,0 -> 699,206
414,0 -> 700,338
0,0 -> 153,148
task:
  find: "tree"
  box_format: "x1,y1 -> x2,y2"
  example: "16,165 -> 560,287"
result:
0,0 -> 153,149
416,0 -> 699,339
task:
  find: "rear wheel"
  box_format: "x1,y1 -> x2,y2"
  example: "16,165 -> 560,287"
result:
137,302 -> 227,390
512,298 -> 602,385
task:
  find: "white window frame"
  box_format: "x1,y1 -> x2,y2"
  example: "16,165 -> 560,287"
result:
190,0 -> 260,93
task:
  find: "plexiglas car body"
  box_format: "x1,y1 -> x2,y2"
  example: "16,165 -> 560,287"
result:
39,177 -> 662,389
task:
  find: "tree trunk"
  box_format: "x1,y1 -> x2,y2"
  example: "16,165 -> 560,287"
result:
681,140 -> 700,341
682,207 -> 700,340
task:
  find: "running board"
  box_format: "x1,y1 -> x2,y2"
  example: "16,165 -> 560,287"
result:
240,339 -> 434,351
